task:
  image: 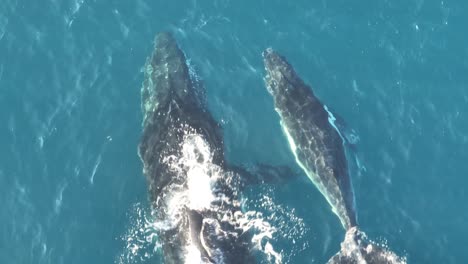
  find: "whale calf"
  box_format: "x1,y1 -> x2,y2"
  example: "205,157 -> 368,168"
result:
138,32 -> 255,264
263,48 -> 356,230
262,48 -> 405,264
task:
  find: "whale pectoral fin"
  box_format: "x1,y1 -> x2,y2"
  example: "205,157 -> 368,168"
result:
335,114 -> 360,146
232,163 -> 303,188
323,105 -> 367,178
323,105 -> 360,148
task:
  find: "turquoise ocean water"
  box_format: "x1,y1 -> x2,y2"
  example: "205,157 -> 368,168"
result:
1,0 -> 467,263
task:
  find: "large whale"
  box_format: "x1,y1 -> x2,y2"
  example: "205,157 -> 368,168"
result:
262,48 -> 405,264
138,32 -> 255,264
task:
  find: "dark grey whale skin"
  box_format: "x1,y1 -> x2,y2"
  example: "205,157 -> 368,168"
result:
139,32 -> 224,204
138,32 -> 253,264
262,48 -> 405,264
263,48 -> 357,230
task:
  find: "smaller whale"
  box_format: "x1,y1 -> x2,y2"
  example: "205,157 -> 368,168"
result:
262,48 -> 405,264
263,48 -> 356,230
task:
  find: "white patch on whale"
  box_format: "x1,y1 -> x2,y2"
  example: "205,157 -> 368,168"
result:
323,104 -> 345,144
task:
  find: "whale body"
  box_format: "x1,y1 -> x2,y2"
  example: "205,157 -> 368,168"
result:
263,48 -> 356,230
138,32 -> 254,264
262,48 -> 405,264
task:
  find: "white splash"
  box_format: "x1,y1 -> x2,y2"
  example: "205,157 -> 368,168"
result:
236,211 -> 283,264
187,166 -> 214,210
119,130 -> 283,263
116,204 -> 161,264
243,189 -> 310,263
184,245 -> 204,264
180,134 -> 216,211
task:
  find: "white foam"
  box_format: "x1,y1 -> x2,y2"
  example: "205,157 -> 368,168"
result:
265,242 -> 282,264
120,130 -> 284,263
54,182 -> 67,214
244,189 -> 310,262
235,210 -> 283,263
187,166 -> 214,210
180,133 -> 216,211
89,154 -> 101,184
184,245 -> 204,264
117,204 -> 161,264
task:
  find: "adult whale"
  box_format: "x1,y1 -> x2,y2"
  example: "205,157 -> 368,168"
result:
138,32 -> 255,264
262,48 -> 405,264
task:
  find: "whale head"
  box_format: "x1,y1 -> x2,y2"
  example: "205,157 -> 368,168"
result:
141,32 -> 201,125
263,48 -> 303,98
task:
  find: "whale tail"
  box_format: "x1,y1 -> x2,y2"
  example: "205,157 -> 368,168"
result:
327,227 -> 406,264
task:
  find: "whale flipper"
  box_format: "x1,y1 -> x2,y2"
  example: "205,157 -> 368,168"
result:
232,163 -> 302,188
323,105 -> 360,148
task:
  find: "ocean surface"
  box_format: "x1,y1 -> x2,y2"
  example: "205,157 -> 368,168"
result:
1,0 -> 467,263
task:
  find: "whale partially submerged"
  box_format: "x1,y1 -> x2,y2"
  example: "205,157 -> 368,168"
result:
138,32 -> 255,264
262,48 -> 356,230
262,48 -> 405,264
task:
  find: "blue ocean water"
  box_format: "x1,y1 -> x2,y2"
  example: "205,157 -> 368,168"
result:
1,0 -> 467,263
